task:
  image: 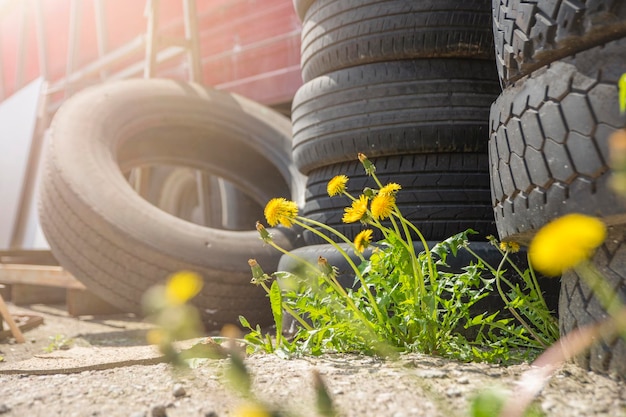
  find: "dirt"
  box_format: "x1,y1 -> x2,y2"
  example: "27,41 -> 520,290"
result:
1,303 -> 626,417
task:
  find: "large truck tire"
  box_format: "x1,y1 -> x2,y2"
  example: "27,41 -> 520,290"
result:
489,39 -> 626,243
492,0 -> 626,86
301,0 -> 494,82
301,153 -> 496,244
38,79 -> 305,328
560,225 -> 626,378
292,59 -> 500,175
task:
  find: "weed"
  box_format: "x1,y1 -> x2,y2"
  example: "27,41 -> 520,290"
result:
43,334 -> 73,353
244,154 -> 558,363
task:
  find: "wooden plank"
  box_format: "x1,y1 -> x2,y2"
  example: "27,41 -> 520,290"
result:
11,284 -> 66,305
66,289 -> 125,317
0,264 -> 86,290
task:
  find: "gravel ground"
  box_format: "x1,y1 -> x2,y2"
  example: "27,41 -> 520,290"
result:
1,304 -> 626,417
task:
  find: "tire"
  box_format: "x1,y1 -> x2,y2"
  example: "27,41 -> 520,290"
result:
38,79 -> 306,328
301,0 -> 494,81
292,59 -> 501,174
156,168 -> 264,230
492,0 -> 626,86
300,153 -> 497,244
489,39 -> 626,243
293,0 -> 316,21
559,225 -> 626,378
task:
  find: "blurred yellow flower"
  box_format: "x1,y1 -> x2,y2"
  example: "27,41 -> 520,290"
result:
264,198 -> 298,227
379,182 -> 401,196
371,193 -> 395,220
232,403 -> 271,417
342,195 -> 369,223
166,271 -> 203,305
529,214 -> 606,276
327,175 -> 349,197
146,328 -> 166,345
354,229 -> 373,253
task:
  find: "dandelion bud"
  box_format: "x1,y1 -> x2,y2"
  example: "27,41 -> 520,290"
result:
318,256 -> 337,279
362,187 -> 376,198
358,153 -> 376,175
256,221 -> 272,242
248,258 -> 269,285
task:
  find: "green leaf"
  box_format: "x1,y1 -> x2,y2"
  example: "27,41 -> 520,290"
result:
270,280 -> 283,341
469,388 -> 506,417
239,315 -> 252,330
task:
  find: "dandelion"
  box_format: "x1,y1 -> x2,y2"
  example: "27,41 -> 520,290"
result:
529,214 -> 606,276
379,182 -> 401,196
327,175 -> 349,197
499,241 -> 520,253
370,193 -> 395,220
342,195 -> 369,223
354,229 -> 373,253
232,403 -> 271,417
165,271 -> 203,305
264,198 -> 298,227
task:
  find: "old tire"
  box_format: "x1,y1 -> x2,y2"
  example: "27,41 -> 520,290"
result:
38,79 -> 305,328
300,0 -> 494,82
292,59 -> 500,174
301,153 -> 496,244
492,0 -> 626,86
489,39 -> 626,243
293,0 -> 316,21
559,225 -> 626,378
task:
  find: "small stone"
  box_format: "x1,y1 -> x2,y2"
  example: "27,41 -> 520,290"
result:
415,369 -> 446,379
0,404 -> 11,414
150,405 -> 167,417
446,387 -> 462,397
457,376 -> 470,385
204,412 -> 218,417
172,384 -> 186,398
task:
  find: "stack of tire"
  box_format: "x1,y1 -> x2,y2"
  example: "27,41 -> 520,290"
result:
489,0 -> 626,377
291,0 -> 502,244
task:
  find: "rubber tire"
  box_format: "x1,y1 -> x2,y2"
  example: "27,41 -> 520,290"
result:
560,225 -> 626,378
293,0 -> 316,21
38,79 -> 305,328
292,59 -> 501,175
492,0 -> 626,86
489,39 -> 626,243
300,153 -> 497,244
301,0 -> 494,82
156,168 -> 264,230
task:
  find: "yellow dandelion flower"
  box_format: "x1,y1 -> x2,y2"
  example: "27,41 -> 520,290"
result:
232,403 -> 271,417
264,198 -> 298,227
529,213 -> 606,277
354,229 -> 373,253
370,193 -> 395,220
499,241 -> 520,253
379,182 -> 401,196
166,271 -> 203,305
342,195 -> 369,223
327,175 -> 349,197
